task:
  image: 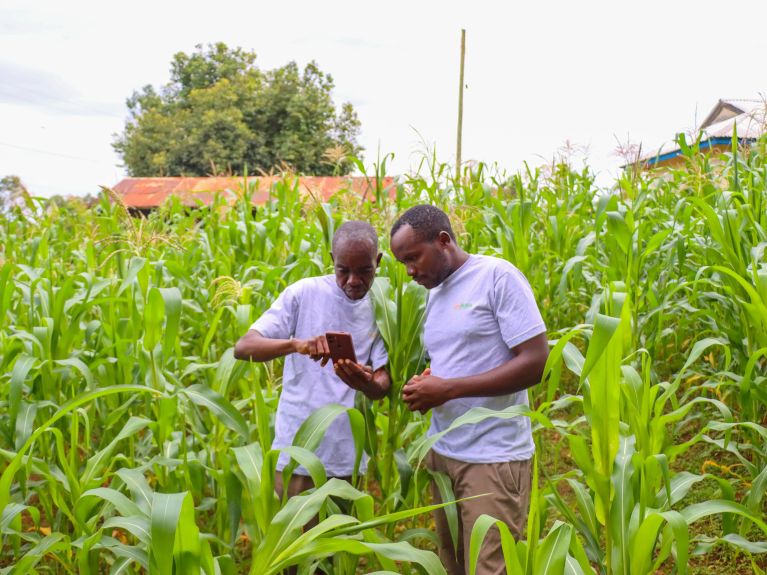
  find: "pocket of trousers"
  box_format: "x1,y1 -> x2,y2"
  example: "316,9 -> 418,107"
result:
499,460 -> 521,495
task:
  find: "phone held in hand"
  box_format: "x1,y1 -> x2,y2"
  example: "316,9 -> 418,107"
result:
325,331 -> 357,363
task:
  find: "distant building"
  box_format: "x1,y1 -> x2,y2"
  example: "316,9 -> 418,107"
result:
112,176 -> 396,215
637,99 -> 766,170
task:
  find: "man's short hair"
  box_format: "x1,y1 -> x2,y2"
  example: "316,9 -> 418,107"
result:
390,204 -> 456,242
332,220 -> 379,253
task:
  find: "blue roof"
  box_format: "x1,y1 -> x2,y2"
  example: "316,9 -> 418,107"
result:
645,137 -> 756,166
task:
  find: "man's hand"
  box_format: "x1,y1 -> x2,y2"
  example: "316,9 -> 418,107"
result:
335,360 -> 391,400
293,335 -> 332,366
402,368 -> 451,413
334,359 -> 374,391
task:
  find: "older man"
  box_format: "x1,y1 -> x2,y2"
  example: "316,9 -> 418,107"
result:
234,220 -> 390,496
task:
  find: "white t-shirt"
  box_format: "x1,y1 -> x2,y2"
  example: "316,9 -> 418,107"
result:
424,254 -> 546,463
250,275 -> 388,476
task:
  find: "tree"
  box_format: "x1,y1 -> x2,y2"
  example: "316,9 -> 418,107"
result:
113,43 -> 362,177
0,175 -> 27,207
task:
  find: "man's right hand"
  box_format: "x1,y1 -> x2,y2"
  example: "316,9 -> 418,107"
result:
293,335 -> 332,366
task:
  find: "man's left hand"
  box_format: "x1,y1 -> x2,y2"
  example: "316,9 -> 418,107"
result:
334,359 -> 374,392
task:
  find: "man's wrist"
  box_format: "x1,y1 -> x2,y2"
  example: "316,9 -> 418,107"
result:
444,378 -> 462,401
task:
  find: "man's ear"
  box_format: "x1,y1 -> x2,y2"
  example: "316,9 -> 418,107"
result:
438,230 -> 452,247
375,252 -> 383,267
330,252 -> 335,263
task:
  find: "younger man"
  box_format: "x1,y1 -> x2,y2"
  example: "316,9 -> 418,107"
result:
390,205 -> 548,575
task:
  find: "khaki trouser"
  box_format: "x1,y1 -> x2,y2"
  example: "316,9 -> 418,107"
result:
427,450 -> 532,575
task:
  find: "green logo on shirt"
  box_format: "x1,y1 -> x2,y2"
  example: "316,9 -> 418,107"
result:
453,302 -> 473,311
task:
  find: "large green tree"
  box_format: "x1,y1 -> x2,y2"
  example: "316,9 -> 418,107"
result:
0,175 -> 27,207
113,43 -> 362,176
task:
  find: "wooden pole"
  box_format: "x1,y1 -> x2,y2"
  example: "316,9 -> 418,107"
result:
456,28 -> 466,176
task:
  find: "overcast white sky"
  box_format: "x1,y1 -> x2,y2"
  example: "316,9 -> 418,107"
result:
1,0 -> 765,196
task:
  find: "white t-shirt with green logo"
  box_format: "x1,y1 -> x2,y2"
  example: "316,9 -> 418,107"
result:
250,275 -> 388,476
425,254 -> 545,463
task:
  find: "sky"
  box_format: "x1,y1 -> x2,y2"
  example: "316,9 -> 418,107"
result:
1,0 -> 765,197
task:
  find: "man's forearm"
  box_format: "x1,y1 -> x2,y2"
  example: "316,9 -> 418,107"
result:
443,333 -> 548,400
234,331 -> 297,362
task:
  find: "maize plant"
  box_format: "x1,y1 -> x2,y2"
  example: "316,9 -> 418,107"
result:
2,138 -> 767,573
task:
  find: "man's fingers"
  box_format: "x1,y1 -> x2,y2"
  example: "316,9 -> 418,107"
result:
335,360 -> 351,376
319,335 -> 330,356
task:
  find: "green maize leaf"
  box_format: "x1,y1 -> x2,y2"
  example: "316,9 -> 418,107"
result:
745,463 -> 767,518
681,499 -> 767,534
0,385 -> 161,516
213,348 -> 248,396
327,496 -> 471,538
272,513 -> 360,565
224,470 -> 242,548
656,472 -> 707,508
398,527 -> 440,546
158,287 -> 182,358
408,404 -> 546,465
567,527 -> 597,575
0,503 -> 39,532
181,383 -> 249,440
609,435 -> 635,575
143,287 -> 164,352
99,540 -> 149,571
216,554 -> 237,575
9,532 -> 68,574
173,491 -> 201,575
279,445 -> 328,494
430,469 -> 459,554
468,513 -> 522,575
14,400 -> 37,451
150,492 -> 185,575
81,416 -> 152,488
533,522 -> 574,575
150,491 -> 200,575
567,479 -> 597,539
232,442 -> 264,493
78,487 -> 143,523
118,256 -> 146,296
253,479 -> 369,567
693,533 -> 767,555
291,403 -> 365,481
115,468 -> 154,515
55,357 -> 95,390
102,515 -> 151,545
9,354 -> 36,432
269,538 -> 446,575
630,510 -> 688,575
394,448 -> 413,501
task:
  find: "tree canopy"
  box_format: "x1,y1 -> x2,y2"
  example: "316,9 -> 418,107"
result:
113,43 -> 362,177
0,175 -> 27,207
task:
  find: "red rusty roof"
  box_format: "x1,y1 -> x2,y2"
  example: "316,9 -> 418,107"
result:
112,176 -> 396,209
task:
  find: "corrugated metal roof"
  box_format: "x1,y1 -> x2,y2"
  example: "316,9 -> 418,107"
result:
638,99 -> 767,165
112,176 -> 396,209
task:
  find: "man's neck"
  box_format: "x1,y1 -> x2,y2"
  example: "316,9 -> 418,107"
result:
447,249 -> 470,276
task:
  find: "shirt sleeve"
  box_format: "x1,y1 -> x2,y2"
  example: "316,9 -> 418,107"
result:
368,333 -> 389,371
493,267 -> 546,349
249,282 -> 301,339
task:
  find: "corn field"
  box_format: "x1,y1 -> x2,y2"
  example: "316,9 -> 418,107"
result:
1,139 -> 767,574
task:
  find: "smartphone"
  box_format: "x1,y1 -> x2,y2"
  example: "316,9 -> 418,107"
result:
325,331 -> 357,364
